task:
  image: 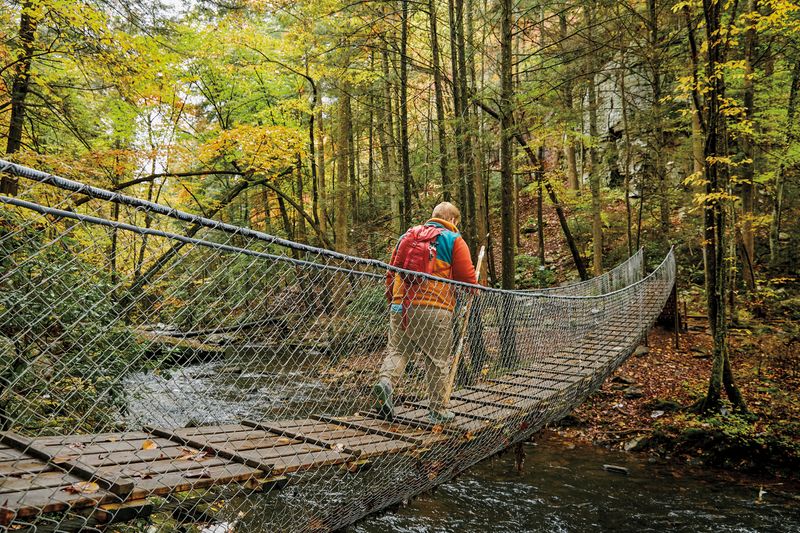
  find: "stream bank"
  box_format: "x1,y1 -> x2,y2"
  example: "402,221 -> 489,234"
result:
552,326 -> 800,482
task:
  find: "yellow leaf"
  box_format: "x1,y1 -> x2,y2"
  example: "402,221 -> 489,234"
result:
141,439 -> 158,450
65,481 -> 100,494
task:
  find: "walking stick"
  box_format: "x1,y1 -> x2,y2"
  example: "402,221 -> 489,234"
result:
443,245 -> 486,405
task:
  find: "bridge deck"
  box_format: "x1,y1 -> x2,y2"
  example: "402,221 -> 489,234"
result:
0,290 -> 664,529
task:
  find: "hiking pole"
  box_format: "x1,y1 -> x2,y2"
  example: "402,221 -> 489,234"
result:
443,245 -> 486,404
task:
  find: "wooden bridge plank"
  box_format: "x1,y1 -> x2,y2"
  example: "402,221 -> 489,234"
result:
310,415 -> 427,445
93,457 -> 232,478
451,389 -> 536,410
252,450 -> 355,475
488,376 -> 564,391
124,463 -> 262,499
145,426 -> 278,475
31,432 -> 150,446
0,483 -> 117,524
242,420 -> 362,458
391,406 -> 486,433
0,432 -> 134,498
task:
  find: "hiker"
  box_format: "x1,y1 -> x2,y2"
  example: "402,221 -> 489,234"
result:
374,202 -> 477,424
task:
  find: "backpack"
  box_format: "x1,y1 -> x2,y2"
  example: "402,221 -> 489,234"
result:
386,225 -> 445,327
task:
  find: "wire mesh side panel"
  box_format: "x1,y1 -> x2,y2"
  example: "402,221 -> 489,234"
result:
0,162 -> 675,532
516,247 -> 645,296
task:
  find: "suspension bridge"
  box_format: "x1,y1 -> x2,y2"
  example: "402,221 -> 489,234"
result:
0,160 -> 675,532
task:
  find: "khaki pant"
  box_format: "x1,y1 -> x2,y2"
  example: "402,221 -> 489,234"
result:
379,306 -> 453,411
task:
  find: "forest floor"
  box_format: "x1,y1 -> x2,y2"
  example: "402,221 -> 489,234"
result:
510,187 -> 800,490
549,323 -> 800,489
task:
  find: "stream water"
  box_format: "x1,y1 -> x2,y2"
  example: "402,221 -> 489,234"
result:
123,360 -> 799,532
354,435 -> 800,533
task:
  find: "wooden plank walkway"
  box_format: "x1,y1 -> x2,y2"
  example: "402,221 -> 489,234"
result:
0,285 -> 668,529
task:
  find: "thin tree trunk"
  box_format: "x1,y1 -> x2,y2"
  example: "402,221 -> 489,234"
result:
587,1 -> 602,275
456,0 -> 477,250
560,11 -> 580,191
2,1 -> 40,194
500,0 -> 515,290
620,58 -> 634,258
349,105 -> 358,224
335,83 -> 351,252
738,0 -> 757,290
295,154 -> 307,243
770,58 -> 800,265
428,0 -> 450,199
448,0 -> 469,235
698,0 -> 747,414
399,0 -> 413,228
499,0 -> 517,367
316,107 -> 327,236
467,0 -> 486,245
537,148 -> 545,264
649,0 -> 670,243
382,48 -> 401,233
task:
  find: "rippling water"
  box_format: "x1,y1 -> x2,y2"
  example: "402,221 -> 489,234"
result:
122,359 -> 798,532
354,435 -> 799,533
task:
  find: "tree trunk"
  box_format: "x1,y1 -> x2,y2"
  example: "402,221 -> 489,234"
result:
770,58 -> 800,265
3,1 -> 40,194
316,107 -> 327,236
428,0 -> 450,200
619,57 -> 634,258
649,0 -> 670,244
499,0 -> 517,367
295,154 -> 307,243
349,104 -> 358,224
587,1 -> 602,275
500,0 -> 515,290
698,0 -> 747,414
335,84 -> 352,252
537,148 -> 545,264
381,48 -> 401,234
399,0 -> 413,228
448,0 -> 471,242
739,0 -> 757,290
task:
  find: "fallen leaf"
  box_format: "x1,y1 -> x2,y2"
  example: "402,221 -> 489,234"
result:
177,447 -> 208,461
64,481 -> 100,494
184,468 -> 211,479
51,456 -> 70,464
431,424 -> 444,434
141,439 -> 158,450
121,469 -> 153,480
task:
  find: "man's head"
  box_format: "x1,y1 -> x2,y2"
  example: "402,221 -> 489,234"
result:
431,202 -> 461,227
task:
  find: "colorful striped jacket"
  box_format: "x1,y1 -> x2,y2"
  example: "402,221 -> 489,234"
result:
386,218 -> 477,312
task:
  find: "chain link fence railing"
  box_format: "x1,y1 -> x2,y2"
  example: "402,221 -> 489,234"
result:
0,160 -> 675,532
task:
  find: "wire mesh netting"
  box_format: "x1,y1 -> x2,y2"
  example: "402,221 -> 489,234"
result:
0,160 -> 676,532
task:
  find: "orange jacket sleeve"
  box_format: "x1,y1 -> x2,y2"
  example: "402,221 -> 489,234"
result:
450,237 -> 477,285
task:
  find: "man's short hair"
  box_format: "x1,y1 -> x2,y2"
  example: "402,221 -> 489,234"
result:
431,202 -> 461,225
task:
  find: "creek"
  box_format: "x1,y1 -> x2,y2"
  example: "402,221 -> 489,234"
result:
122,358 -> 799,532
354,433 -> 799,532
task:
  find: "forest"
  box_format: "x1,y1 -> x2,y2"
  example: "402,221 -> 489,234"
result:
1,0 -> 799,507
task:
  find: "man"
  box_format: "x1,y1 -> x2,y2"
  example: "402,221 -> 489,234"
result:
374,202 -> 477,424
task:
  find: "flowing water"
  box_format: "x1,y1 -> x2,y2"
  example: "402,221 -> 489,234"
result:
353,435 -> 800,533
123,359 -> 799,532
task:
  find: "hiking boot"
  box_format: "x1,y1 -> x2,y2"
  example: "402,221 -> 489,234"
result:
427,409 -> 456,425
372,380 -> 395,420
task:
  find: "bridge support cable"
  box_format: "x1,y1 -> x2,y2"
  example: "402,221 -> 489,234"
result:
0,163 -> 675,531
